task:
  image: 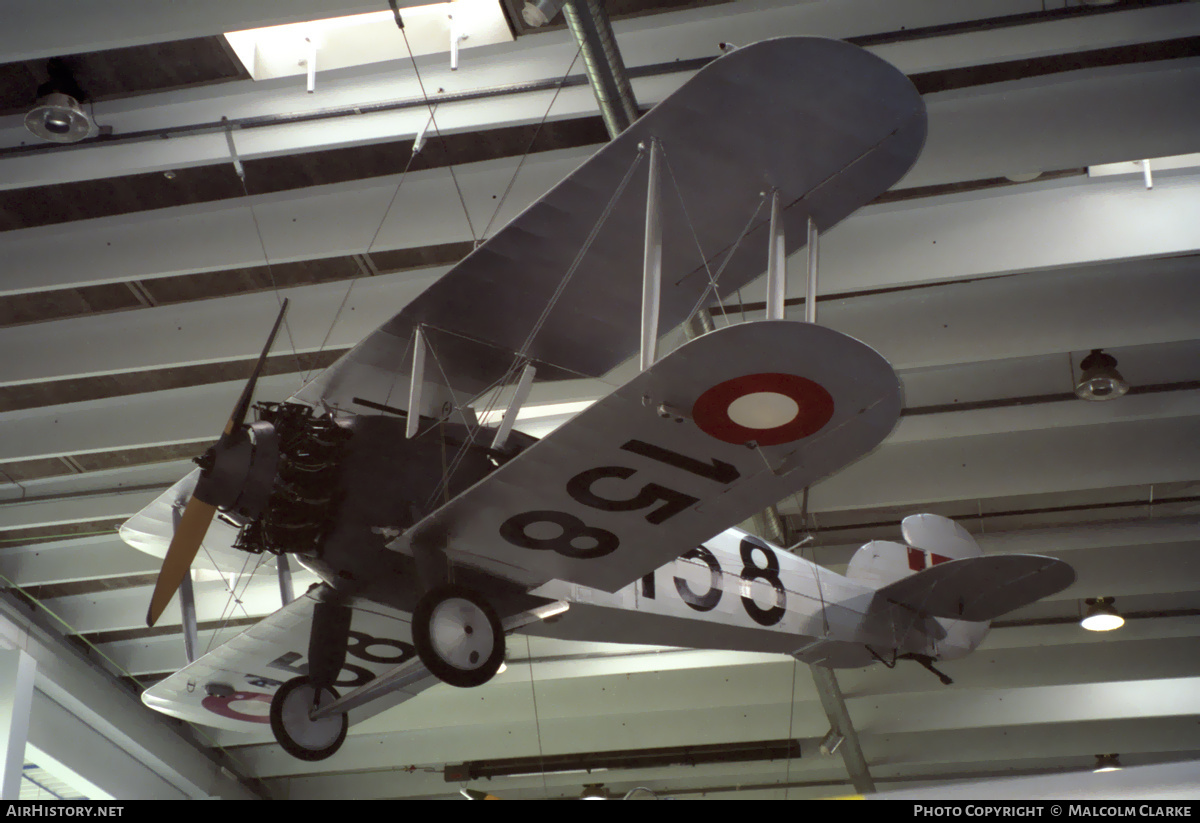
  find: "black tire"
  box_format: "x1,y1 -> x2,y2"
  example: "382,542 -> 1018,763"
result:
269,676 -> 348,762
412,584 -> 505,688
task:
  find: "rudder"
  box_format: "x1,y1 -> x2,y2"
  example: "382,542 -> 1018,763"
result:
846,514 -> 981,588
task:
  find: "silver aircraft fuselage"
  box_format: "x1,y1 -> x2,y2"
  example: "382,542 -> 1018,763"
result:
524,526 -> 990,668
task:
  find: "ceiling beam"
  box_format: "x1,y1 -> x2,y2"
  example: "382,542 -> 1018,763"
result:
3,204 -> 1197,390
3,2 -> 1194,186
4,413 -> 1195,532
0,269 -> 441,384
0,460 -> 195,505
0,374 -> 308,461
807,415 -> 1200,512
39,574 -> 313,635
0,491 -> 156,532
3,158 -> 1195,310
6,38 -> 1198,196
0,534 -> 158,586
0,593 -> 258,798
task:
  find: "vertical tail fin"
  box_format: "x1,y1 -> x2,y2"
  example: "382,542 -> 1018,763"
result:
846,514 -> 981,588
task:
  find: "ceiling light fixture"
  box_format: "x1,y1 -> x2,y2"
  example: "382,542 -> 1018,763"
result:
522,0 -> 564,27
25,59 -> 99,144
819,728 -> 844,756
1081,597 -> 1125,632
580,783 -> 609,800
1075,349 -> 1128,401
1093,753 -> 1122,773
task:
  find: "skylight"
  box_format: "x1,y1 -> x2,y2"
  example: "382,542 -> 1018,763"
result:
224,0 -> 514,83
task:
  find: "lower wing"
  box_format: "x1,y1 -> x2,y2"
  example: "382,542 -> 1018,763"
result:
142,588 -> 435,732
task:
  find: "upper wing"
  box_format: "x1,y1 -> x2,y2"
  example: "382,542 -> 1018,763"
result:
293,36 -> 926,413
389,320 -> 901,593
142,588 -> 436,732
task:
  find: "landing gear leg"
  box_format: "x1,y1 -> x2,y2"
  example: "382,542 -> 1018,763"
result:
412,584 -> 505,688
268,595 -> 353,760
308,599 -> 352,692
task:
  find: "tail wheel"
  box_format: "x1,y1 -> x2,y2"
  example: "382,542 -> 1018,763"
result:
412,585 -> 505,688
269,676 -> 348,761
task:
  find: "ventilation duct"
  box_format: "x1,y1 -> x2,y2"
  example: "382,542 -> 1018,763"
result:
522,0 -> 639,139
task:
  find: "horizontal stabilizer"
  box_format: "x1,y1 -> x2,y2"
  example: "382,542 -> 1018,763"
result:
877,554 -> 1075,622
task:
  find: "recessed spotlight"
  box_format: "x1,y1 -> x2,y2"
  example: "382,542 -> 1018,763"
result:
1081,597 -> 1124,632
26,92 -> 98,143
25,59 -> 100,144
1076,350 -> 1128,401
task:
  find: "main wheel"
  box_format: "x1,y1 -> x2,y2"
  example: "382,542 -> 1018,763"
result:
412,584 -> 505,688
269,676 -> 348,762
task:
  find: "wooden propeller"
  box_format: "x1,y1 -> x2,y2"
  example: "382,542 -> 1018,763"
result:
145,300 -> 290,627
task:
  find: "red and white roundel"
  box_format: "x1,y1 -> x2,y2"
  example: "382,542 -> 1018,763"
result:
202,691 -> 271,724
692,373 -> 834,446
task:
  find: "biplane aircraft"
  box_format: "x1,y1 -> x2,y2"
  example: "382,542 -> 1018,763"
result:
119,37 -> 1074,762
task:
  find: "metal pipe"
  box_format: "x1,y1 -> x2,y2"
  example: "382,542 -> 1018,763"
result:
641,139 -> 662,372
684,309 -> 715,340
562,0 -> 639,139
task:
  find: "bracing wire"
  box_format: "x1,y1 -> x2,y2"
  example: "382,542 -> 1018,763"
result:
310,127 -> 425,376
202,549 -> 265,657
417,150 -> 646,509
396,23 -> 477,246
227,125 -> 308,383
517,150 -> 645,359
479,44 -> 584,242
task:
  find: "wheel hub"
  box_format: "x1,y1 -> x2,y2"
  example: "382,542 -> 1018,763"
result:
429,597 -> 495,671
277,681 -> 343,750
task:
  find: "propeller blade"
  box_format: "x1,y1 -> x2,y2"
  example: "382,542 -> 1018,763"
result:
146,496 -> 217,627
226,298 -> 290,435
146,301 -> 291,626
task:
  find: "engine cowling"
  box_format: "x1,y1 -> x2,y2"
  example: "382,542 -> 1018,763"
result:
193,421 -> 280,519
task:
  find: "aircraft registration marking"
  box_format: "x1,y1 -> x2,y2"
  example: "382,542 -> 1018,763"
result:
199,629 -> 417,725
497,438 -> 740,560
642,535 -> 788,627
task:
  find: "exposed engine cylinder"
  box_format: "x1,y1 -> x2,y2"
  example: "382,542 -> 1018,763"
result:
234,402 -> 350,557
